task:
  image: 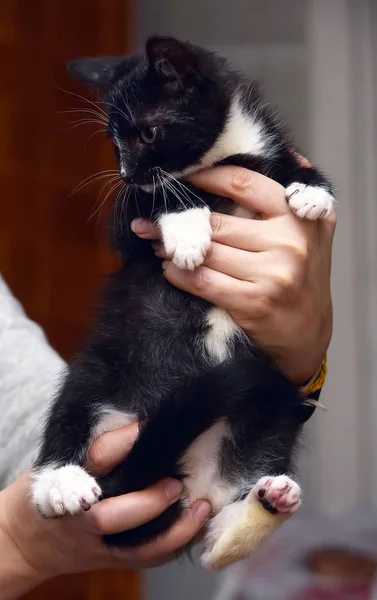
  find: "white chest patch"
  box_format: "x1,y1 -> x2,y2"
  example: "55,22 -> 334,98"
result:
199,96 -> 267,168
170,94 -> 268,180
205,307 -> 241,363
92,407 -> 137,439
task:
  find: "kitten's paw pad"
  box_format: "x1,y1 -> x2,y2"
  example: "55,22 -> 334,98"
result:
159,207 -> 212,270
32,465 -> 101,518
286,183 -> 334,220
254,475 -> 301,515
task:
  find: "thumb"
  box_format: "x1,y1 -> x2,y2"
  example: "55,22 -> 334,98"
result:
87,423 -> 139,476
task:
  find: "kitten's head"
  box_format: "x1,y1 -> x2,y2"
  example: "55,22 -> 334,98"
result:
68,37 -> 233,187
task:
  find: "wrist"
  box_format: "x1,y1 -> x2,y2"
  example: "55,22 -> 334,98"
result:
0,514 -> 45,600
284,357 -> 324,386
280,326 -> 331,385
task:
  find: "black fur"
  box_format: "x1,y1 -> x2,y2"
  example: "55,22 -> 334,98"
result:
35,36 -> 332,550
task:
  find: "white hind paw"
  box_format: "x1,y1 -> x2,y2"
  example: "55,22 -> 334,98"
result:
32,465 -> 101,517
286,183 -> 334,220
254,475 -> 301,514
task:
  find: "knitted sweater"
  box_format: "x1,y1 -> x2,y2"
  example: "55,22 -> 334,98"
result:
0,275 -> 66,488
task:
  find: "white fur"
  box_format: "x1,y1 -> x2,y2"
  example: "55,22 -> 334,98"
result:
32,464 -> 101,517
202,474 -> 301,570
181,421 -> 237,513
158,207 -> 212,270
286,183 -> 334,220
254,474 -> 301,513
200,96 -> 267,168
204,307 -> 241,363
92,407 -> 137,438
168,95 -> 268,180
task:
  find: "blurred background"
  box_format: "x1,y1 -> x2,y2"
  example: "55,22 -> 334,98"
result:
1,0 -> 376,598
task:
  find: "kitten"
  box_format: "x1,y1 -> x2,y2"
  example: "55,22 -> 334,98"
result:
31,36 -> 333,570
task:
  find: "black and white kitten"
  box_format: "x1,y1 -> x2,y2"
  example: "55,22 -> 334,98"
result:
32,37 -> 333,570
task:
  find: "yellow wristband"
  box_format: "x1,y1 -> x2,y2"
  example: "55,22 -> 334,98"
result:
300,355 -> 328,410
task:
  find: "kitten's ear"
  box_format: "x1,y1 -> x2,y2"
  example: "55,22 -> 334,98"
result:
67,57 -> 123,90
146,36 -> 198,83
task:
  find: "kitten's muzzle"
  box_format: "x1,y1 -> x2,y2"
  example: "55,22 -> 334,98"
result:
120,173 -> 132,185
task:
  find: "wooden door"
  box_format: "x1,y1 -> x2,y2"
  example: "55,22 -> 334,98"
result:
0,1 -> 140,598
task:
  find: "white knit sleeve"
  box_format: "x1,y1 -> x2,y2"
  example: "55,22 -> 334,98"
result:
0,275 -> 66,488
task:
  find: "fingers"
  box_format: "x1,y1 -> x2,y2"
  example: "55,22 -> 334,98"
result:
112,500 -> 211,563
190,166 -> 289,218
292,152 -> 312,168
162,261 -> 254,311
187,242 -> 261,281
84,478 -> 183,535
131,218 -> 160,240
87,424 -> 139,476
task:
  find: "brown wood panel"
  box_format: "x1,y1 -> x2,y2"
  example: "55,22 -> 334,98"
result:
0,1 -> 140,598
25,571 -> 141,600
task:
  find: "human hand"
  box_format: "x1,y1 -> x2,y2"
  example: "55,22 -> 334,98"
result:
131,166 -> 336,383
0,425 -> 211,599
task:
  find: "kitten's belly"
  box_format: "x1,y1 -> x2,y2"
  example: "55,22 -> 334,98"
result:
180,420 -> 238,512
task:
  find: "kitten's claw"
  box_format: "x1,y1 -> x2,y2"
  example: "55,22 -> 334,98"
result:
32,465 -> 101,517
253,475 -> 301,515
286,183 -> 334,220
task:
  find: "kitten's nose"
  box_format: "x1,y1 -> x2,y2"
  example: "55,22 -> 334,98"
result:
120,167 -> 131,184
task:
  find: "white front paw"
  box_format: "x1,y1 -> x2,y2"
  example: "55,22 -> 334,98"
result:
158,207 -> 212,270
32,465 -> 101,517
286,183 -> 334,220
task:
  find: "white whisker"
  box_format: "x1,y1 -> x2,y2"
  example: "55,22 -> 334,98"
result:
68,170 -> 118,197
56,86 -> 108,119
151,175 -> 157,218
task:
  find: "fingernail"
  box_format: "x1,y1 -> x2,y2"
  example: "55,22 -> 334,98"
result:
164,478 -> 183,501
191,500 -> 212,522
130,218 -> 149,234
162,260 -> 168,271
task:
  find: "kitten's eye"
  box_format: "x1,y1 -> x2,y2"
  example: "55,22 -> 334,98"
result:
140,126 -> 158,144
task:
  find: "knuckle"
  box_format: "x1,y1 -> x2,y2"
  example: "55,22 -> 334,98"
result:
327,209 -> 337,229
204,242 -> 215,263
192,267 -> 211,292
285,239 -> 309,263
91,509 -> 107,533
210,213 -> 223,236
229,167 -> 255,192
251,296 -> 274,319
87,442 -> 105,473
273,271 -> 296,293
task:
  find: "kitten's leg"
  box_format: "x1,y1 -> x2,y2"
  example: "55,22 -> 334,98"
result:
201,405 -> 302,571
32,371 -> 134,518
157,207 -> 212,270
32,464 -> 101,517
202,474 -> 301,570
32,384 -> 100,518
